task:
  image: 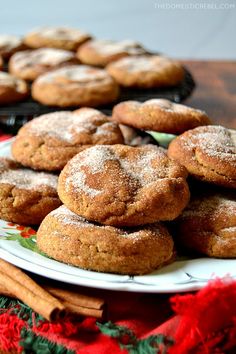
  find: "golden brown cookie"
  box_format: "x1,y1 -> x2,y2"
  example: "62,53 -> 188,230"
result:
32,65 -> 120,107
77,39 -> 148,67
12,108 -> 124,171
0,35 -> 26,59
175,190 -> 236,258
24,27 -> 91,51
112,99 -> 211,134
106,55 -> 185,88
9,48 -> 78,81
0,158 -> 61,225
0,72 -> 29,105
168,125 -> 236,188
37,205 -> 174,275
58,144 -> 190,226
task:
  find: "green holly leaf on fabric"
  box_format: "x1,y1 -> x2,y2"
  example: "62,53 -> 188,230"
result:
97,321 -> 174,353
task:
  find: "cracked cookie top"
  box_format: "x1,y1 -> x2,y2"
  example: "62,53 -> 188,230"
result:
168,125 -> 236,188
58,144 -> 190,226
112,99 -> 211,134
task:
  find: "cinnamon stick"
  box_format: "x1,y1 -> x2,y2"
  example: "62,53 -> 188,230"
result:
0,259 -> 65,321
45,287 -> 105,310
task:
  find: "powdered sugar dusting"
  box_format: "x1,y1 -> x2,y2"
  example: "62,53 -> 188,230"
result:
66,145 -> 169,197
182,194 -> 236,218
144,98 -> 205,114
182,126 -> 236,162
0,169 -> 58,190
11,48 -> 75,69
36,65 -> 110,84
111,55 -> 179,73
0,72 -> 20,88
50,205 -> 162,239
0,35 -> 22,50
29,27 -> 89,41
26,109 -> 112,142
88,39 -> 146,56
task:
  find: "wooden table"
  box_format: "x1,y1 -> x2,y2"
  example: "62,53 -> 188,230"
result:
182,60 -> 236,129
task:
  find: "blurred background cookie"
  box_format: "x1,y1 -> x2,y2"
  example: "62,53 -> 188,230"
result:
175,189 -> 236,258
9,48 -> 78,81
112,99 -> 211,135
0,71 -> 29,105
37,205 -> 175,275
12,108 -> 124,171
58,144 -> 190,226
32,65 -> 120,107
24,26 -> 91,51
0,34 -> 26,60
168,125 -> 236,188
0,55 -> 3,70
0,157 -> 61,225
77,39 -> 148,67
106,55 -> 185,88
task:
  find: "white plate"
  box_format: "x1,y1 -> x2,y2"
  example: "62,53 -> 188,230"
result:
0,139 -> 235,293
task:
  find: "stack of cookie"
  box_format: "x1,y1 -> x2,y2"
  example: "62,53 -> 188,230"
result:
168,125 -> 236,258
0,26 -> 186,108
37,143 -> 190,275
111,98 -> 236,259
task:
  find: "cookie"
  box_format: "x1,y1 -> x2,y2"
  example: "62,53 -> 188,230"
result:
0,158 -> 61,225
12,108 -> 124,171
32,65 -> 120,107
0,55 -> 3,70
0,72 -> 29,105
77,39 -> 147,67
106,55 -> 185,88
37,205 -> 174,275
119,124 -> 156,146
175,190 -> 236,258
24,27 -> 91,51
58,144 -> 190,226
9,48 -> 78,81
112,99 -> 211,135
168,125 -> 236,188
0,35 -> 26,59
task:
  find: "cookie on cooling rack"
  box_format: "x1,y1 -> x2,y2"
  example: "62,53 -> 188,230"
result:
37,205 -> 175,275
0,71 -> 29,105
168,125 -> 236,188
106,55 -> 185,88
9,48 -> 78,81
0,35 -> 26,59
175,190 -> 236,258
12,108 -> 124,171
24,26 -> 91,51
32,65 -> 120,107
58,144 -> 190,227
0,158 -> 61,225
77,39 -> 148,67
112,99 -> 211,135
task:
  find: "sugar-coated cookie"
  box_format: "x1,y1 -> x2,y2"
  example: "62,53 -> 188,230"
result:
0,35 -> 26,59
58,144 -> 190,226
168,125 -> 236,188
24,27 -> 91,51
175,190 -> 236,258
32,65 -> 120,107
77,39 -> 147,67
0,158 -> 61,225
0,71 -> 29,105
12,108 -> 124,171
112,99 -> 211,134
37,205 -> 174,275
106,55 -> 185,88
9,48 -> 78,81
